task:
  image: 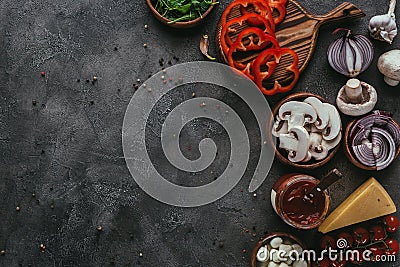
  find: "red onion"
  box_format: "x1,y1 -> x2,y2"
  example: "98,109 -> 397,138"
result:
352,143 -> 376,167
327,28 -> 374,77
349,111 -> 400,170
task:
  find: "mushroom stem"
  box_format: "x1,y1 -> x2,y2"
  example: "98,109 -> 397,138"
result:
388,0 -> 396,17
384,76 -> 400,86
344,78 -> 363,103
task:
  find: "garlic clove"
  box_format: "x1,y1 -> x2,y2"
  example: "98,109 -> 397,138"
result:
200,35 -> 216,60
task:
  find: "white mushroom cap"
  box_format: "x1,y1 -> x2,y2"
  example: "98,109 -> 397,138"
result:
378,49 -> 400,86
336,79 -> 377,116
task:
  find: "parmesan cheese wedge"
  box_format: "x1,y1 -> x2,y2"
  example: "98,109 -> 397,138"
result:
318,177 -> 396,233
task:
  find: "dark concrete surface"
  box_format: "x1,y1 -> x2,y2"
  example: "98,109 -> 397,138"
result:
1,0 -> 399,266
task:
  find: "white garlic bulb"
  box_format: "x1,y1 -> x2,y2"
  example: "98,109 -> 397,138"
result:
369,0 -> 397,43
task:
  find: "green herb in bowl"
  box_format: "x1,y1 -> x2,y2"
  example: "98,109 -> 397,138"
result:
153,0 -> 217,23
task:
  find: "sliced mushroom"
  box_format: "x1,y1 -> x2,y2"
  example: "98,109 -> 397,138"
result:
279,126 -> 310,162
322,131 -> 342,150
322,103 -> 341,141
378,49 -> 400,86
304,124 -> 321,133
303,97 -> 330,130
309,131 -> 342,160
308,132 -> 328,160
272,115 -> 289,137
278,101 -> 317,130
336,79 -> 377,116
301,151 -> 312,162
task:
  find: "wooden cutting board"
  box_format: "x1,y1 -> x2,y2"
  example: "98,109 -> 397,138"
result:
216,0 -> 365,86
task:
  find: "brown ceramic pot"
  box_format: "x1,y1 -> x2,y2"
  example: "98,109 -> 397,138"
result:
250,232 -> 310,267
344,118 -> 400,171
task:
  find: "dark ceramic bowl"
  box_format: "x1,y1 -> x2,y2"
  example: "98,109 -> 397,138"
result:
146,0 -> 217,29
269,92 -> 341,169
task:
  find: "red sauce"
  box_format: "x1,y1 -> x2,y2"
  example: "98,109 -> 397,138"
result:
281,180 -> 326,225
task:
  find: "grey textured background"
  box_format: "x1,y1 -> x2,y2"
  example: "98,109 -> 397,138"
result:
0,0 -> 399,266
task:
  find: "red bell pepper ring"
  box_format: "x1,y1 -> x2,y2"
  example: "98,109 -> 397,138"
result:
238,5 -> 269,27
268,2 -> 287,25
268,0 -> 288,6
220,13 -> 275,56
227,28 -> 279,68
221,0 -> 275,32
227,28 -> 279,80
239,0 -> 287,27
253,48 -> 299,95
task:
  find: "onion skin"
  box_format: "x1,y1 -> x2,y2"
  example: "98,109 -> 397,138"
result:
327,29 -> 374,77
349,111 -> 400,170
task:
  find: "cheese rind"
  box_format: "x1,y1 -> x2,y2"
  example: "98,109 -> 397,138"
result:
318,177 -> 396,233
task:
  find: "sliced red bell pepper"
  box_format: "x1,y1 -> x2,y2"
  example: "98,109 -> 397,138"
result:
227,28 -> 279,80
268,1 -> 287,25
239,5 -> 268,27
238,0 -> 287,27
220,13 -> 275,56
268,0 -> 288,6
221,0 -> 275,32
253,48 -> 299,95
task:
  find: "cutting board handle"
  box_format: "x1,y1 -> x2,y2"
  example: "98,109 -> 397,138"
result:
315,2 -> 365,24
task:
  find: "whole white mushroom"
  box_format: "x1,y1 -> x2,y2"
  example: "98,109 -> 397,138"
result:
378,49 -> 400,86
336,79 -> 377,116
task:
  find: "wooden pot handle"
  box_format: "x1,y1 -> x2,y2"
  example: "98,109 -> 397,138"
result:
314,2 -> 365,24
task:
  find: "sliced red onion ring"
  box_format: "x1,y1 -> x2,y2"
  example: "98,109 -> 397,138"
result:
371,128 -> 396,170
352,143 -> 376,167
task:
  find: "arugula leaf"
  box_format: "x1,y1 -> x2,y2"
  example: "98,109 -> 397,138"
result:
154,0 -> 217,23
172,3 -> 192,14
